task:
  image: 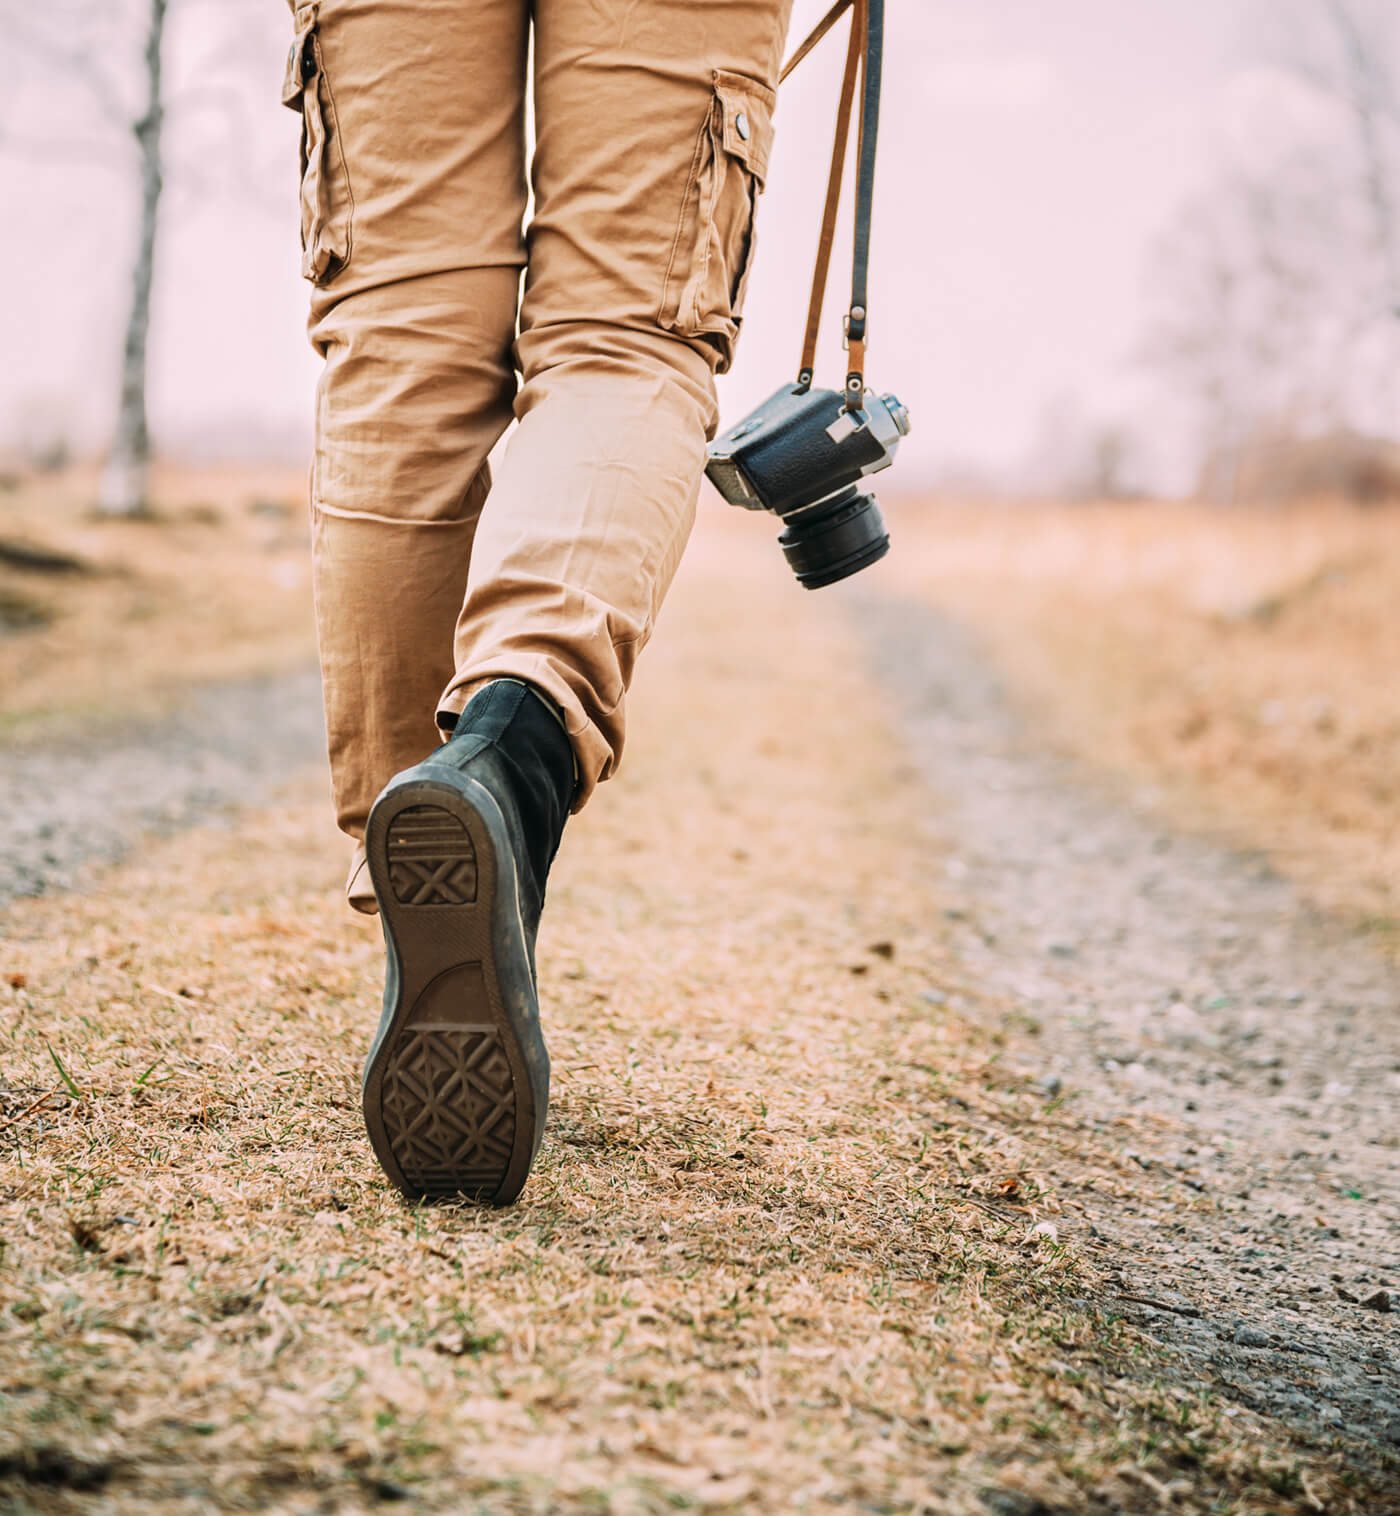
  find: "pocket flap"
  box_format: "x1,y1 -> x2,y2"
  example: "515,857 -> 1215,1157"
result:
281,5 -> 320,110
713,71 -> 776,184
281,30 -> 310,109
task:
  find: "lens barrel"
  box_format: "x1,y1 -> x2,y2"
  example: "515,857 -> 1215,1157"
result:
777,487 -> 890,589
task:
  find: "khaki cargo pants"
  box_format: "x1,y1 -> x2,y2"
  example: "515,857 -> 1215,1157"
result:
283,0 -> 794,845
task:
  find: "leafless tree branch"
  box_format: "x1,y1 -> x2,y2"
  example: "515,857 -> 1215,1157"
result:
1320,0 -> 1400,313
1,10 -> 133,130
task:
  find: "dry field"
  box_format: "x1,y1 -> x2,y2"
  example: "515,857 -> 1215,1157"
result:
0,464 -> 313,741
0,473 -> 1389,1511
883,496 -> 1400,941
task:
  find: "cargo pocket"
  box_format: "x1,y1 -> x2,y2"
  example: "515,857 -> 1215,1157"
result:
281,3 -> 353,285
659,70 -> 776,374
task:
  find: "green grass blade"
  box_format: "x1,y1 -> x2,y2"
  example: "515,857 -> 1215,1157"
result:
47,1043 -> 83,1099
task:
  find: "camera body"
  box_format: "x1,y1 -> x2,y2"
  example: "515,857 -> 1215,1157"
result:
706,383 -> 910,588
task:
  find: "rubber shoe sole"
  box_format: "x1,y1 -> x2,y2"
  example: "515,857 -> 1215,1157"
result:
361,768 -> 547,1205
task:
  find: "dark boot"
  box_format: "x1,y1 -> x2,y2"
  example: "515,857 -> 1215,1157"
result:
361,679 -> 575,1204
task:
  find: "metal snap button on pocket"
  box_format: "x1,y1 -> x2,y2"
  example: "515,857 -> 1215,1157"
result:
735,111 -> 751,141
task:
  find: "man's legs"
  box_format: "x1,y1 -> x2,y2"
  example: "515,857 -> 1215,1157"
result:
437,0 -> 794,806
292,0 -> 530,847
297,0 -> 793,1203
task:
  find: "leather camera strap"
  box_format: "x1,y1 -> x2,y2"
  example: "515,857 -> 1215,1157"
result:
781,0 -> 884,412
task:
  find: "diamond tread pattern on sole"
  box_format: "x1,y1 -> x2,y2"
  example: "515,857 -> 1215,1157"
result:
384,1025 -> 517,1196
380,963 -> 516,1198
386,805 -> 478,906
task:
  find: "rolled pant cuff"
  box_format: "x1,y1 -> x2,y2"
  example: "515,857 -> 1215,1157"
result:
437,657 -> 610,811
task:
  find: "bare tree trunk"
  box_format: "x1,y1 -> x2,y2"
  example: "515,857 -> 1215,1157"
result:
98,0 -> 167,518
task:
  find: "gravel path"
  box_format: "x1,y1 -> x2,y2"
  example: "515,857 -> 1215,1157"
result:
862,593 -> 1400,1465
0,670 -> 325,910
4,606 -> 1396,1470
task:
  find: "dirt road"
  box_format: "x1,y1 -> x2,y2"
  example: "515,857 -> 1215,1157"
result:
863,592 -> 1400,1462
0,671 -> 323,908
1,527 -> 1395,1512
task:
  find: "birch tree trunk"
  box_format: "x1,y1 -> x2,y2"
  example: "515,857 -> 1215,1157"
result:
97,0 -> 167,518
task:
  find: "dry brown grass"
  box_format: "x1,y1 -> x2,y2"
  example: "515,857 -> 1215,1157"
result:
0,512 -> 1367,1513
0,464 -> 314,739
883,496 -> 1400,938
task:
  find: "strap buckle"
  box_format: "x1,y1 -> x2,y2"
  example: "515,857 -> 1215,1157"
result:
842,304 -> 867,347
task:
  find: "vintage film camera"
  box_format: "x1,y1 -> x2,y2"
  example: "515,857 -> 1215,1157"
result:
706,382 -> 909,588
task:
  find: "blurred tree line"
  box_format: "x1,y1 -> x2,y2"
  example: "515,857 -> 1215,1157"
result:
1145,0 -> 1400,504
1,0 -> 1396,508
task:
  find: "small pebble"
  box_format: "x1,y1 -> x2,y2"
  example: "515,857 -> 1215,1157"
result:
1361,1290 -> 1392,1313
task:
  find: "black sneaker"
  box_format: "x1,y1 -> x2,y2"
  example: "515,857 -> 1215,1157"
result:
361,679 -> 574,1204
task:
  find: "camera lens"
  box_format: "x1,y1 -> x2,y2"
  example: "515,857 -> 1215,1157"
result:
777,486 -> 890,590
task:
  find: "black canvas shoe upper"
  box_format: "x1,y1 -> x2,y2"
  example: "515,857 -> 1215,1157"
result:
434,679 -> 575,957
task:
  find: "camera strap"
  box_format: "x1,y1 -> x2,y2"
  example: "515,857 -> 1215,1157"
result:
781,0 -> 884,413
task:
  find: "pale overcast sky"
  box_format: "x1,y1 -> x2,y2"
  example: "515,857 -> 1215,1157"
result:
0,1 -> 1363,491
